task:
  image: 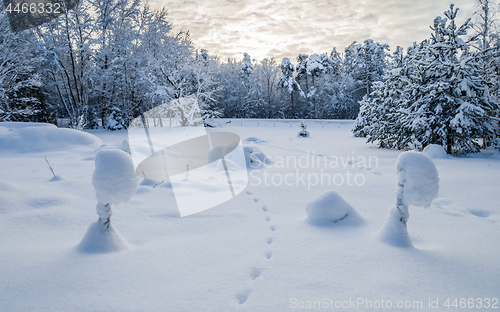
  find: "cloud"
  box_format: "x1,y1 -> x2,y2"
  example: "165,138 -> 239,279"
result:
150,0 -> 476,62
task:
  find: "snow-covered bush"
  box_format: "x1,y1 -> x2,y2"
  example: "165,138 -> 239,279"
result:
379,151 -> 439,247
298,120 -> 310,137
77,149 -> 139,253
306,191 -> 363,225
423,144 -> 448,159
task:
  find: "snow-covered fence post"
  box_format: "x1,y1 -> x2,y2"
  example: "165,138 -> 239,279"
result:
77,149 -> 139,253
379,151 -> 439,247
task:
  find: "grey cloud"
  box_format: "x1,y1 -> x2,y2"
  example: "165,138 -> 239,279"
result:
150,0 -> 476,62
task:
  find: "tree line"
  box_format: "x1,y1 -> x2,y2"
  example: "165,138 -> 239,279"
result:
0,0 -> 499,155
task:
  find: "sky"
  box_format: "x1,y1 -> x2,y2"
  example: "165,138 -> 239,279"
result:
150,0 -> 478,63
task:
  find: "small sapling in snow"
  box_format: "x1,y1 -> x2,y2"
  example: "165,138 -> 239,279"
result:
77,149 -> 139,253
379,151 -> 439,247
298,120 -> 310,138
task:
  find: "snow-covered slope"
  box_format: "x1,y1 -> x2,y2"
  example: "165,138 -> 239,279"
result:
0,120 -> 499,312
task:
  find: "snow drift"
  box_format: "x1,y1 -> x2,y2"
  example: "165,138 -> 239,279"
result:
0,123 -> 102,153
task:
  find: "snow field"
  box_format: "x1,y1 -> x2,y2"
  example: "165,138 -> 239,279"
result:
0,120 -> 499,311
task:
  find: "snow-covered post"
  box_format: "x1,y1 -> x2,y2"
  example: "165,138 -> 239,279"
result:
77,149 -> 139,253
379,151 -> 439,247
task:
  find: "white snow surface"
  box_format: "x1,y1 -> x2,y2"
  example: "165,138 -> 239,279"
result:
0,120 -> 499,312
423,144 -> 448,159
92,149 -> 140,205
396,151 -> 439,208
306,190 -> 363,225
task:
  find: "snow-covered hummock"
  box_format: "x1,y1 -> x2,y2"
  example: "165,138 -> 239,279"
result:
397,151 -> 439,208
244,146 -> 270,169
0,122 -> 102,153
423,144 -> 448,159
78,149 -> 139,254
306,191 -> 363,225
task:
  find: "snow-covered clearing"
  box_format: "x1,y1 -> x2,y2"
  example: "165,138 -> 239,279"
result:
0,120 -> 499,311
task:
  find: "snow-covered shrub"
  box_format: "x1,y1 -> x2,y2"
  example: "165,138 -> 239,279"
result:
306,191 -> 363,225
77,149 -> 139,253
423,144 -> 448,159
379,151 -> 439,247
298,120 -> 310,137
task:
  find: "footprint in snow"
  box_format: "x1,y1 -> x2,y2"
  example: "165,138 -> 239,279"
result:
236,290 -> 251,305
249,267 -> 263,280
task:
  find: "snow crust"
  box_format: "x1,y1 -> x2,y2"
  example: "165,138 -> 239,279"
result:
306,191 -> 363,225
92,149 -> 140,205
0,123 -> 102,153
396,151 -> 439,208
423,144 -> 448,159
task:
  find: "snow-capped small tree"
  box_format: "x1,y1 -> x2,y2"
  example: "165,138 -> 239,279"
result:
78,149 -> 140,253
104,106 -> 126,130
379,151 -> 439,247
298,120 -> 309,137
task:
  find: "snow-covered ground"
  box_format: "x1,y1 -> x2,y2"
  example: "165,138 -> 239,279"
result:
0,120 -> 499,311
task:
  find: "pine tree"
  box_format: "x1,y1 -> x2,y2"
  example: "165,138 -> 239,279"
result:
407,5 -> 497,154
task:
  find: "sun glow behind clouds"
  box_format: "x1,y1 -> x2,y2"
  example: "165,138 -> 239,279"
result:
153,0 -> 475,62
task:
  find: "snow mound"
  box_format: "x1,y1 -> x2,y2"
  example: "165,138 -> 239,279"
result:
0,121 -> 56,130
306,191 -> 363,225
77,221 -> 129,253
423,144 -> 447,159
0,126 -> 102,153
0,126 -> 8,134
378,206 -> 414,248
92,149 -> 140,205
396,151 -> 439,208
244,146 -> 271,169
